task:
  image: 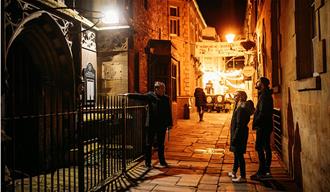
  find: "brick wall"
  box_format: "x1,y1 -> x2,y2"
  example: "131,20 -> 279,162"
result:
131,0 -> 206,121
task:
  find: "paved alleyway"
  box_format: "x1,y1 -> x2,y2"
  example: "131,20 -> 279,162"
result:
125,112 -> 298,192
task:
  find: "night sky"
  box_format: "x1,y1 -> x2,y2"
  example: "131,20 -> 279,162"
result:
196,0 -> 247,38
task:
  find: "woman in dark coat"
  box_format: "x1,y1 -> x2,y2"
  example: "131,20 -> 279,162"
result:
194,88 -> 207,121
228,91 -> 255,183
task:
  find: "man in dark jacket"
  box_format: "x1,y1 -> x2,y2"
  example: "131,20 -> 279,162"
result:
228,91 -> 255,183
194,88 -> 207,121
251,77 -> 274,180
127,81 -> 173,168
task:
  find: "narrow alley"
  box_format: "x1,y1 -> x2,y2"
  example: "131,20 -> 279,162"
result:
3,0 -> 330,191
121,112 -> 297,192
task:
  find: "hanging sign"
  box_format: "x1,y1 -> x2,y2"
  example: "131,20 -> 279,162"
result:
195,41 -> 246,57
242,66 -> 255,77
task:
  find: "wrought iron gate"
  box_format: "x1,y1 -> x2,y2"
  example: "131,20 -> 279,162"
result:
1,95 -> 146,191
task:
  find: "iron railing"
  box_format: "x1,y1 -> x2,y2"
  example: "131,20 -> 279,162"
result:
1,95 -> 146,191
273,108 -> 282,155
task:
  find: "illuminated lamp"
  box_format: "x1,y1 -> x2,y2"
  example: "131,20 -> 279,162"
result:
225,34 -> 235,43
216,95 -> 223,103
206,96 -> 213,103
102,9 -> 119,24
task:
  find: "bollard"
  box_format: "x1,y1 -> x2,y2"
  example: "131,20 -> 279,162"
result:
183,104 -> 190,119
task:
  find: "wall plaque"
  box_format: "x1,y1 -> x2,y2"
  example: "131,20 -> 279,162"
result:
83,63 -> 96,105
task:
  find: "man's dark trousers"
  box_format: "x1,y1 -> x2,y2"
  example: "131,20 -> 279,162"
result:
256,129 -> 272,174
145,127 -> 167,165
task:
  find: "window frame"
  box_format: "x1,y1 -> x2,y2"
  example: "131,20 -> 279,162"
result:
171,60 -> 177,101
169,6 -> 180,36
295,0 -> 315,79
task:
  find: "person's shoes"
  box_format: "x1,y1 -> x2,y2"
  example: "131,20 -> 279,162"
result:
159,161 -> 169,168
145,162 -> 152,169
264,172 -> 272,177
232,176 -> 247,183
259,172 -> 272,180
227,171 -> 237,178
250,172 -> 263,180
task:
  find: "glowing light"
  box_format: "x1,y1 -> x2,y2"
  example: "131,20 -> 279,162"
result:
102,9 -> 119,24
225,79 -> 246,89
219,70 -> 243,78
225,33 -> 236,43
223,75 -> 244,81
206,96 -> 213,103
219,85 -> 229,95
98,25 -> 130,30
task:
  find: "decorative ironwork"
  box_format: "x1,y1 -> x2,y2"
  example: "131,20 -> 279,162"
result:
50,14 -> 74,51
115,37 -> 128,51
273,108 -> 282,155
82,29 -> 96,51
98,32 -> 129,52
4,0 -> 74,53
4,0 -> 39,42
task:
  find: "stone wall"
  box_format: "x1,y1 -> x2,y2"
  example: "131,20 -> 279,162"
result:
251,0 -> 330,190
96,29 -> 129,95
254,0 -> 330,191
279,1 -> 330,191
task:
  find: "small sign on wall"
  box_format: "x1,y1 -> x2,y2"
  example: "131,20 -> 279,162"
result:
83,63 -> 96,105
101,52 -> 128,95
242,66 -> 255,77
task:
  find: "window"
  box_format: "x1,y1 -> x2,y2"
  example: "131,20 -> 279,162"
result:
295,0 -> 315,79
144,0 -> 148,10
271,0 -> 280,88
171,62 -> 177,101
134,52 -> 140,91
169,6 -> 180,36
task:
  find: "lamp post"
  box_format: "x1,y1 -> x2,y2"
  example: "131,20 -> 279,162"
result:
225,33 -> 237,70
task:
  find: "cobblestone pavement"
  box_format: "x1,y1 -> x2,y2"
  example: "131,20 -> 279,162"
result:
126,112 -> 297,192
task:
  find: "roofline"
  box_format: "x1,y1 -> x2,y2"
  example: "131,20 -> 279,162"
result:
192,0 -> 207,28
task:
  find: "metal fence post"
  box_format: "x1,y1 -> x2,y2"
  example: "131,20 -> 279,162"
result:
121,96 -> 127,173
77,82 -> 85,192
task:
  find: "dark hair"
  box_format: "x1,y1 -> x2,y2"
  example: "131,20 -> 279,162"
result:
236,91 -> 247,101
154,81 -> 165,88
245,100 -> 255,115
259,77 -> 270,87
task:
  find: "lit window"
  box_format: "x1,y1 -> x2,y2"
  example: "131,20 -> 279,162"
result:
169,6 -> 180,36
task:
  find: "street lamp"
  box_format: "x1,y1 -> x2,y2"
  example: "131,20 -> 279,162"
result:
225,33 -> 235,43
102,9 -> 119,24
99,8 -> 131,30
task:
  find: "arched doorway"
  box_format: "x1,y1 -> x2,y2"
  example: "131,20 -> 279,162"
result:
4,12 -> 75,174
